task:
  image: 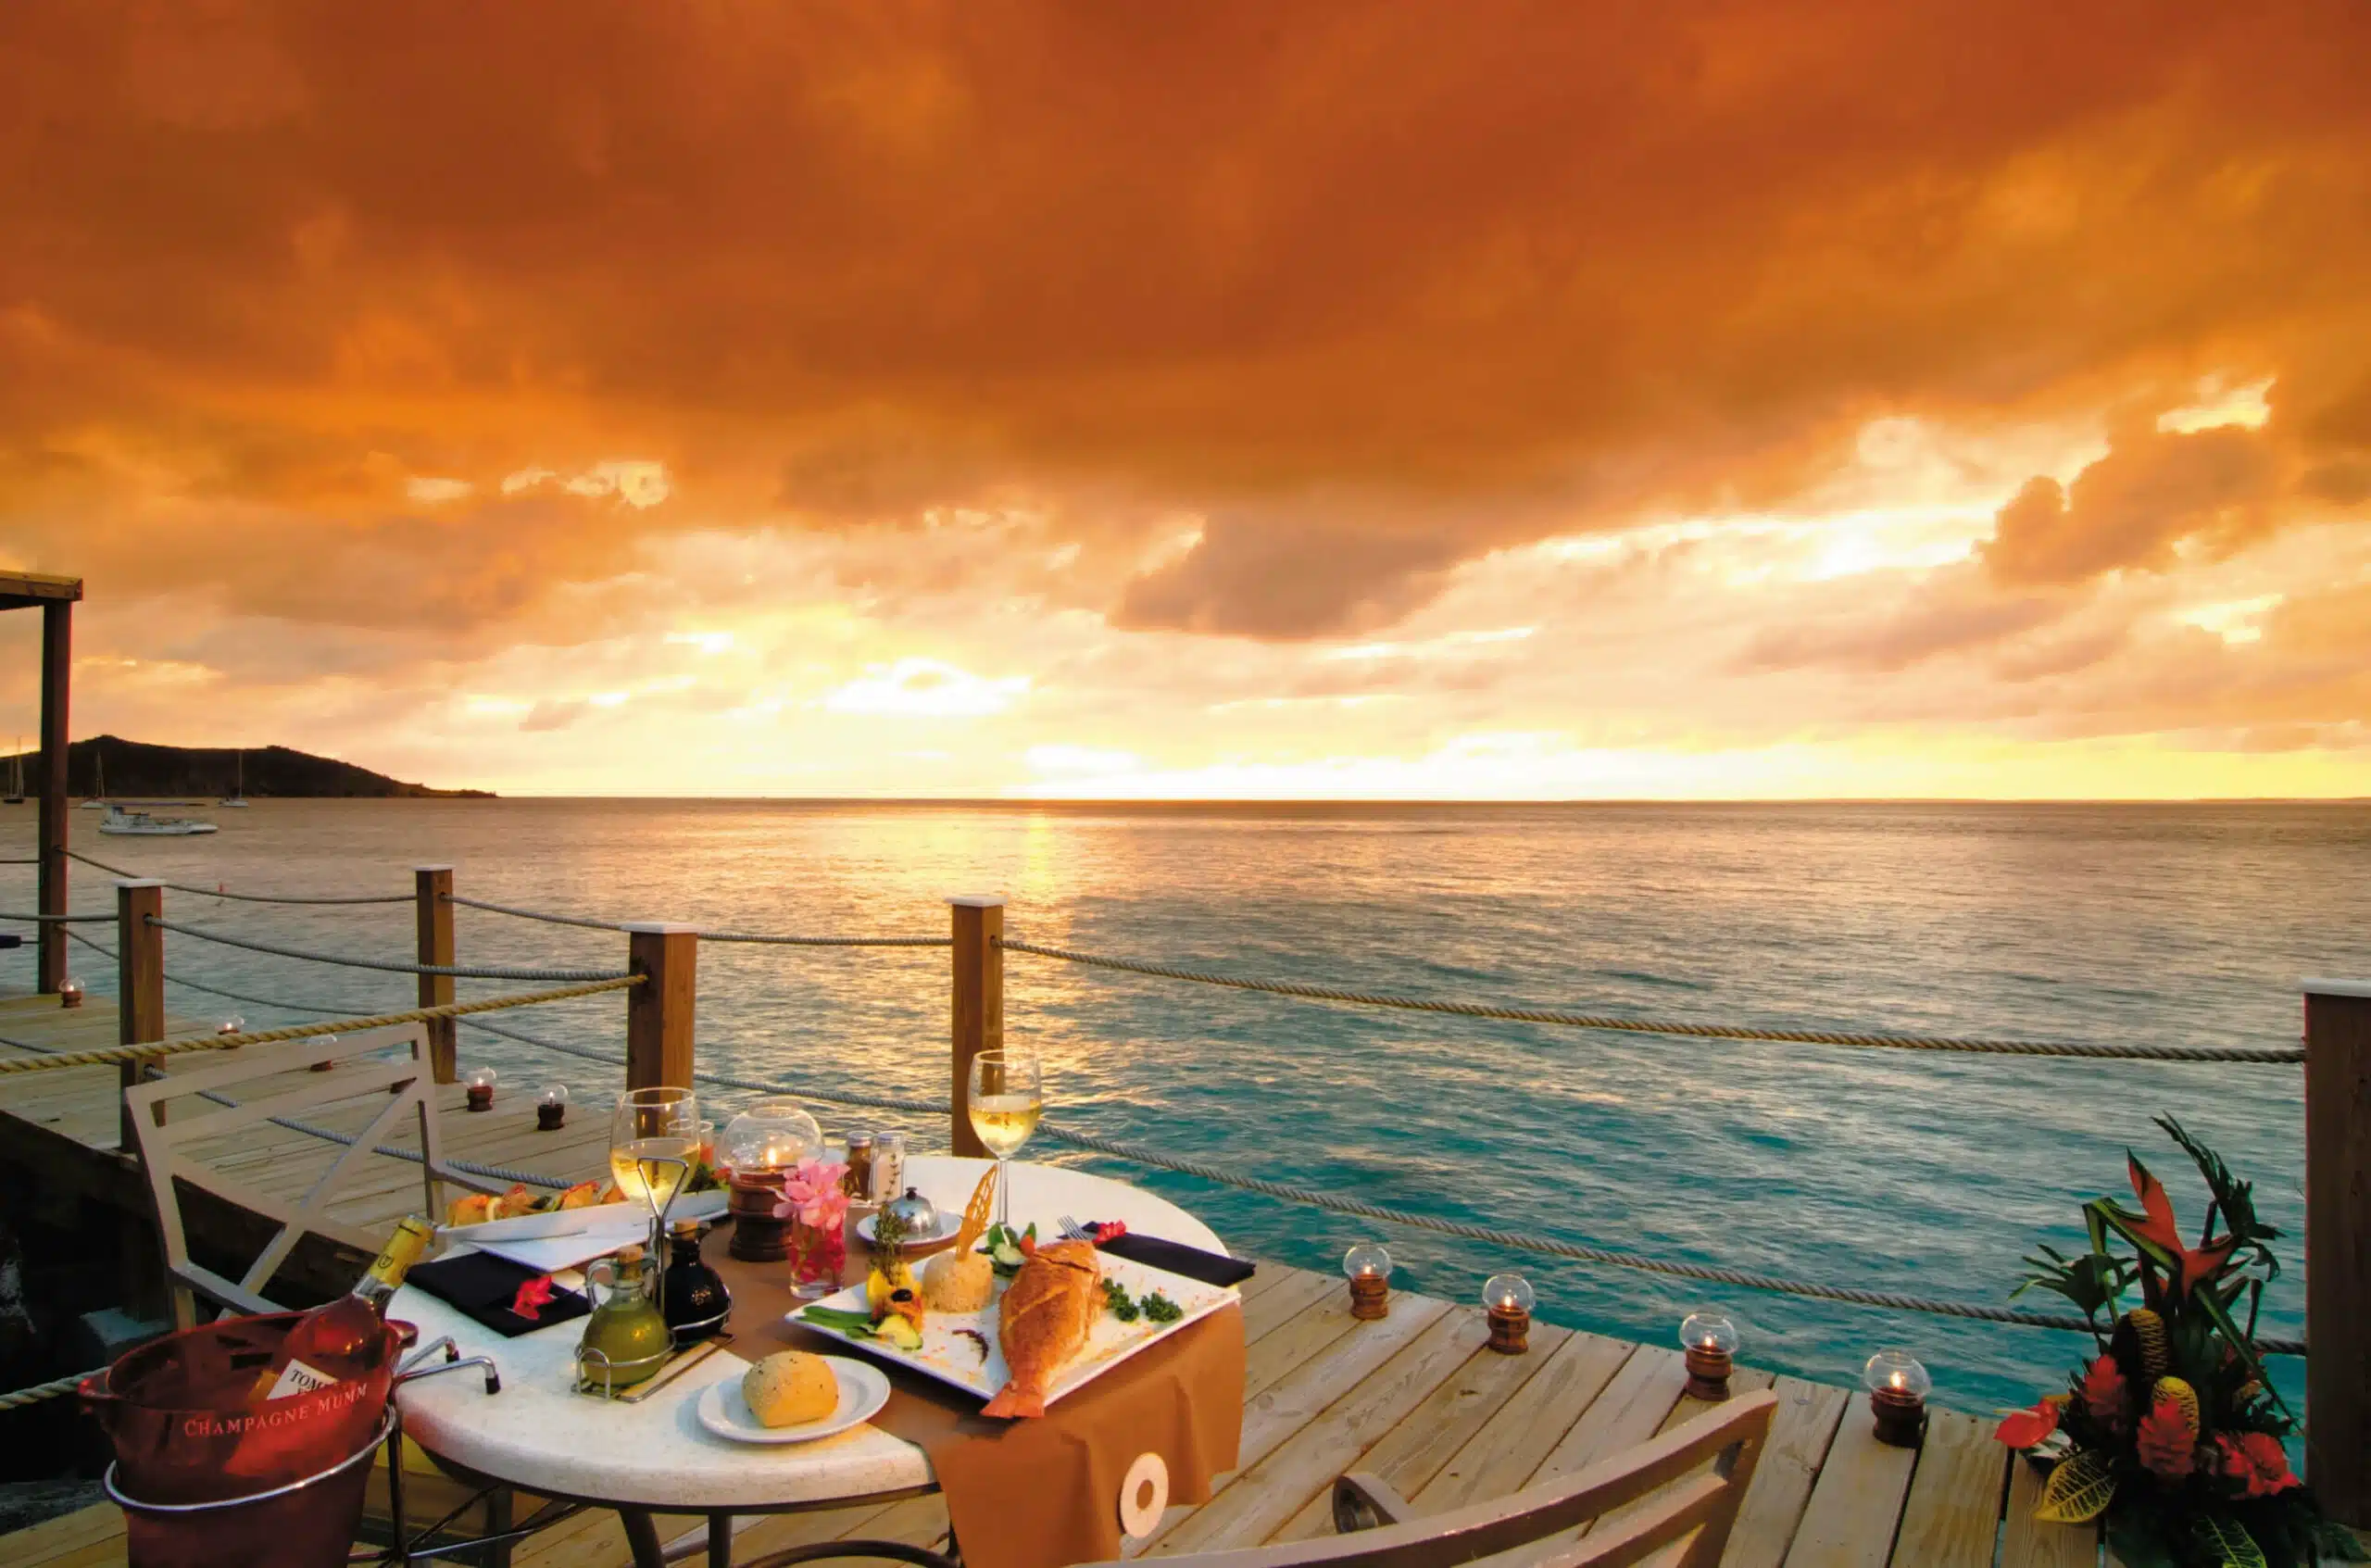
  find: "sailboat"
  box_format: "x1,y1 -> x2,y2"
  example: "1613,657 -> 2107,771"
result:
220,749 -> 248,807
4,738 -> 22,805
79,751 -> 107,808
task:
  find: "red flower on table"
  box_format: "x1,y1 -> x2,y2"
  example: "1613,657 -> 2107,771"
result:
2136,1398 -> 2199,1479
1995,1398 -> 2061,1449
2215,1432 -> 2301,1499
2080,1354 -> 2129,1433
510,1274 -> 558,1322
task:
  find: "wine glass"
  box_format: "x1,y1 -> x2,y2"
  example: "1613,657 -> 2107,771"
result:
610,1087 -> 698,1255
967,1048 -> 1043,1228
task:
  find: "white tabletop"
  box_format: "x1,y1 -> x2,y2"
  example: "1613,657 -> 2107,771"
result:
390,1156 -> 1226,1511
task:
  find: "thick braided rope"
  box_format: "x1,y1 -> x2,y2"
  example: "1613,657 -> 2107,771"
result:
1030,1120 -> 2307,1354
0,1370 -> 107,1411
62,847 -> 409,904
151,918 -> 630,982
1,910 -> 117,922
459,1014 -> 957,1117
449,894 -> 949,947
997,940 -> 2302,1063
0,977 -> 641,1074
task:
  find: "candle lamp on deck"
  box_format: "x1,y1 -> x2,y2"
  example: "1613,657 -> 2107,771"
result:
1342,1244 -> 1392,1320
216,1014 -> 245,1036
1863,1350 -> 1930,1448
1484,1273 -> 1535,1354
537,1084 -> 570,1131
464,1064 -> 499,1112
1680,1312 -> 1738,1400
58,976 -> 82,1010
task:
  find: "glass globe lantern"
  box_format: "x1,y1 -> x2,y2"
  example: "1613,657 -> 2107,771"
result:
464,1063 -> 498,1111
58,975 -> 83,1009
217,1014 -> 246,1035
1863,1350 -> 1931,1448
1342,1244 -> 1391,1280
1483,1273 -> 1536,1313
1680,1312 -> 1739,1399
718,1099 -> 822,1178
537,1083 -> 570,1131
1862,1350 -> 1931,1398
1342,1243 -> 1392,1319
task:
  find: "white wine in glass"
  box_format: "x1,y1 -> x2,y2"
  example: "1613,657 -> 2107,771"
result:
967,1048 -> 1043,1226
610,1087 -> 697,1252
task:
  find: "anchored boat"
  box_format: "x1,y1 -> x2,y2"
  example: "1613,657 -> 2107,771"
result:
99,803 -> 219,836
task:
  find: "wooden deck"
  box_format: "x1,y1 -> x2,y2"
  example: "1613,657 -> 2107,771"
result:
1,993 -> 2096,1566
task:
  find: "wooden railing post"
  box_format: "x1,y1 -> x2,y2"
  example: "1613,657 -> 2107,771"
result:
115,879 -> 165,1154
415,866 -> 457,1083
2305,977 -> 2371,1524
949,896 -> 1004,1158
624,923 -> 697,1093
35,596 -> 70,994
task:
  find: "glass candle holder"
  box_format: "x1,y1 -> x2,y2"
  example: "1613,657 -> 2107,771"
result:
537,1083 -> 570,1131
1343,1244 -> 1392,1320
58,976 -> 83,1009
1863,1350 -> 1931,1448
217,1015 -> 246,1035
464,1064 -> 498,1112
1484,1273 -> 1535,1354
1681,1313 -> 1739,1400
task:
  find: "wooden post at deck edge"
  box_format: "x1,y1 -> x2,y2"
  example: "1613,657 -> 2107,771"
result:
2304,978 -> 2371,1525
625,922 -> 697,1093
36,599 -> 71,993
415,866 -> 457,1083
116,880 -> 165,1152
949,896 -> 1005,1158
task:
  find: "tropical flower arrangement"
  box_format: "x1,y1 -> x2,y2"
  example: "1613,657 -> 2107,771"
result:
1996,1117 -> 2361,1567
772,1156 -> 851,1286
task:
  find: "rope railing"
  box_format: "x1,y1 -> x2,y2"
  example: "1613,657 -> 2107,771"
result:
447,894 -> 951,947
0,1369 -> 107,1411
62,847 -> 410,905
150,918 -> 632,984
458,1015 -> 958,1118
1,909 -> 115,922
0,976 -> 642,1076
997,939 -> 2305,1064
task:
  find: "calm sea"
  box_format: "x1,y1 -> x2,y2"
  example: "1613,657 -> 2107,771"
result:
6,798 -> 2365,1416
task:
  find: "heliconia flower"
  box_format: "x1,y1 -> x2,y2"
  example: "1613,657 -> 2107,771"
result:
510,1273 -> 558,1322
2080,1354 -> 2129,1432
2123,1156 -> 2240,1299
2136,1398 -> 2199,1479
2215,1432 -> 2301,1499
1995,1399 -> 2061,1449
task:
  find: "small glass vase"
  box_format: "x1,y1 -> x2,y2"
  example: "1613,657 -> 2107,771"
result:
788,1215 -> 846,1301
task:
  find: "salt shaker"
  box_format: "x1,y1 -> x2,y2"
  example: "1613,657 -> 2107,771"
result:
872,1133 -> 906,1202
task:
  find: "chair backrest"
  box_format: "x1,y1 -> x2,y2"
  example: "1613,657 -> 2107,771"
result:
124,1022 -> 491,1323
1135,1389 -> 1777,1568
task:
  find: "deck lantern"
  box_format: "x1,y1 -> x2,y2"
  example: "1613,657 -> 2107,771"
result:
1680,1312 -> 1738,1399
464,1063 -> 499,1112
537,1083 -> 570,1131
216,1014 -> 245,1035
1484,1273 -> 1535,1354
1342,1244 -> 1392,1320
58,975 -> 82,1009
1863,1349 -> 1930,1448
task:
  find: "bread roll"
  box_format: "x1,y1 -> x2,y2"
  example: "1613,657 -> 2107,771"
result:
742,1351 -> 838,1427
921,1248 -> 996,1313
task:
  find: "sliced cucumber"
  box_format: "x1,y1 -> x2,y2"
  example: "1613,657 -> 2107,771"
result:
875,1316 -> 923,1351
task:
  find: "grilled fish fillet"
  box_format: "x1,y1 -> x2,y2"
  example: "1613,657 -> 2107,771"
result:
981,1239 -> 1100,1418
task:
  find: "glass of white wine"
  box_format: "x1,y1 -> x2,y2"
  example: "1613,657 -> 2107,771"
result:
967,1048 -> 1043,1227
610,1086 -> 698,1256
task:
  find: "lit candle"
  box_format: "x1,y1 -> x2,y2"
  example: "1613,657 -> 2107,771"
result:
464,1063 -> 499,1112
217,1014 -> 246,1036
1863,1351 -> 1930,1448
537,1083 -> 570,1131
1680,1312 -> 1738,1400
1343,1244 -> 1392,1320
58,976 -> 83,1010
1484,1273 -> 1535,1354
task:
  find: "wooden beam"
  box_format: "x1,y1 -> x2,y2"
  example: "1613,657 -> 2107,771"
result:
624,923 -> 696,1092
115,880 -> 165,1152
2306,978 -> 2371,1525
0,570 -> 84,611
949,896 -> 1004,1158
36,597 -> 70,992
415,866 -> 457,1083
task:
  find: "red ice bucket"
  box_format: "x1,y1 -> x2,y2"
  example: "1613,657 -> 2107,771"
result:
81,1311 -> 401,1567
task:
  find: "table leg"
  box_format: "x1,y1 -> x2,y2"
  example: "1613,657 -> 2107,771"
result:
619,1507 -> 667,1568
709,1511 -> 734,1568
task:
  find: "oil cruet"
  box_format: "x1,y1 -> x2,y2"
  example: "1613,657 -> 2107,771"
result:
578,1244 -> 671,1391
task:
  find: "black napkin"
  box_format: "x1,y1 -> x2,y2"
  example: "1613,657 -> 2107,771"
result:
1097,1230 -> 1258,1288
408,1251 -> 589,1337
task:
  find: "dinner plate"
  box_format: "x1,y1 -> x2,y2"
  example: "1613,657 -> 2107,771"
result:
696,1358 -> 891,1446
853,1210 -> 960,1248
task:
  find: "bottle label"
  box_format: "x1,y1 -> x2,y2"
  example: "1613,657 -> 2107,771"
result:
262,1357 -> 339,1400
369,1215 -> 434,1289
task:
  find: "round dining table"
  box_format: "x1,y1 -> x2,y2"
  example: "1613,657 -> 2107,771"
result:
388,1155 -> 1228,1568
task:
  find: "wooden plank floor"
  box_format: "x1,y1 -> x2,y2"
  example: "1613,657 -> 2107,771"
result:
1,994 -> 2099,1566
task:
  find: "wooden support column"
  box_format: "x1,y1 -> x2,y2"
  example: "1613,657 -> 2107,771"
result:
2305,978 -> 2371,1524
36,598 -> 71,993
949,896 -> 1005,1158
624,923 -> 697,1093
115,880 -> 166,1153
415,866 -> 457,1083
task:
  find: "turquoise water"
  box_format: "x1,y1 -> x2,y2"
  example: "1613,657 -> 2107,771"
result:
6,799 -> 2364,1418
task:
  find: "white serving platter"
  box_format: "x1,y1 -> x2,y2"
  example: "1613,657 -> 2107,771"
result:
696,1358 -> 891,1446
458,1193 -> 729,1273
788,1249 -> 1237,1411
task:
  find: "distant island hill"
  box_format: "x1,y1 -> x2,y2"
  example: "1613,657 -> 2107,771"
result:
0,735 -> 494,799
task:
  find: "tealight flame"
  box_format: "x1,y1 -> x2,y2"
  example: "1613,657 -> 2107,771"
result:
1888,1371 -> 1907,1390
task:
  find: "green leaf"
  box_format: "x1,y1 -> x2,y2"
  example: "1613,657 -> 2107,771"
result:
2035,1449 -> 2117,1524
2104,1519 -> 2183,1568
2192,1514 -> 2268,1568
2189,1281 -> 2294,1421
2310,1521 -> 2371,1562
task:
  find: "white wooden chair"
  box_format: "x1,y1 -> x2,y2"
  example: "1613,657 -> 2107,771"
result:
123,1021 -> 499,1328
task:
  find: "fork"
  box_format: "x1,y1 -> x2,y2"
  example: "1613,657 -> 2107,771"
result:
1059,1214 -> 1093,1242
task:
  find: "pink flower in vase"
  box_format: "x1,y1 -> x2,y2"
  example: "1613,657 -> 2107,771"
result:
773,1158 -> 851,1230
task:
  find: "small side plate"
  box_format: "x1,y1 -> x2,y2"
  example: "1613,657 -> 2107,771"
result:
696,1359 -> 891,1445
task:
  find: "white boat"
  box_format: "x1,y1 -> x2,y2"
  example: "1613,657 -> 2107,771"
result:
220,749 -> 248,807
79,753 -> 107,808
99,804 -> 218,836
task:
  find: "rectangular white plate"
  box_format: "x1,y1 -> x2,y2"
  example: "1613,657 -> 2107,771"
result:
789,1250 -> 1237,1409
460,1193 -> 728,1273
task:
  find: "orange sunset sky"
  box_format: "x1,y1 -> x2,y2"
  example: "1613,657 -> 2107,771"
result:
3,3 -> 2367,799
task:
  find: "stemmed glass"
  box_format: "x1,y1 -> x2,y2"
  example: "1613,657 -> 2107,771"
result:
967,1048 -> 1043,1228
610,1086 -> 698,1257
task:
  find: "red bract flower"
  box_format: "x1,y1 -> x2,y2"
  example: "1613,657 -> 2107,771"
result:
1996,1399 -> 2061,1449
2080,1354 -> 2129,1432
2216,1432 -> 2301,1499
510,1273 -> 558,1322
2136,1399 -> 2199,1479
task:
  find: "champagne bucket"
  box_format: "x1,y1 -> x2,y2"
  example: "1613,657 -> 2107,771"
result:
107,1411 -> 393,1568
80,1311 -> 400,1506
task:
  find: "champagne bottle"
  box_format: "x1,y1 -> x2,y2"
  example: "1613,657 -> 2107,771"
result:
250,1214 -> 433,1403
